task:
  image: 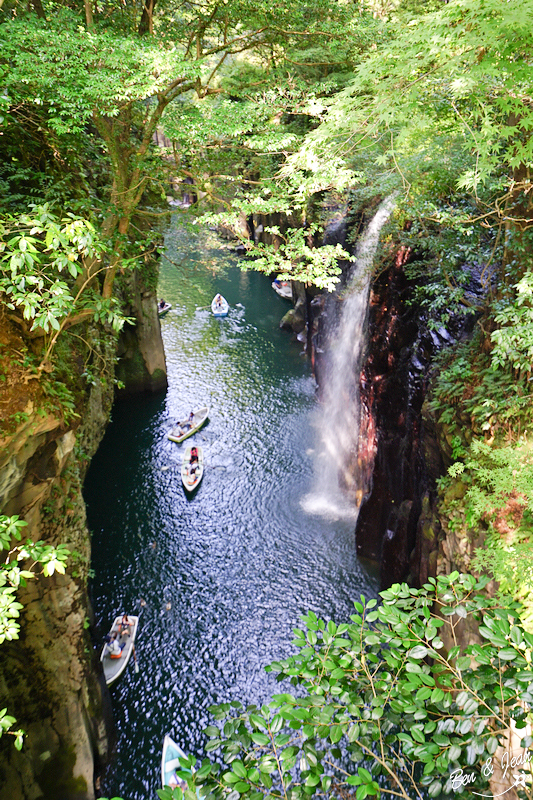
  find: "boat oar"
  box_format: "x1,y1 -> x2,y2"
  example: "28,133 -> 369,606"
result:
133,643 -> 139,674
195,305 -> 211,310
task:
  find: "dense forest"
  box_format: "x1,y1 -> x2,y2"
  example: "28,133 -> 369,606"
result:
1,0 -> 533,797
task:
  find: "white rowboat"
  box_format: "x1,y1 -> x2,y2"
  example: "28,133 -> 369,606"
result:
158,301 -> 172,317
272,279 -> 292,300
181,445 -> 204,492
168,406 -> 209,443
161,734 -> 192,790
100,614 -> 139,686
211,294 -> 229,316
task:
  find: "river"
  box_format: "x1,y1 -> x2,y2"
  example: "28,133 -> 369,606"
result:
85,222 -> 378,800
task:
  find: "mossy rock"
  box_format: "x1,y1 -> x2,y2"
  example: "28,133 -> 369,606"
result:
443,480 -> 467,504
38,746 -> 88,800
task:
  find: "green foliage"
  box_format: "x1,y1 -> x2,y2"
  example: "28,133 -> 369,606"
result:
0,0 -> 370,303
201,207 -> 349,289
0,204 -> 102,331
0,513 -> 71,748
0,203 -> 129,371
430,333 -> 533,435
0,13 -> 201,136
0,514 -> 70,644
168,573 -> 533,800
0,708 -> 23,751
279,0 -> 533,319
248,225 -> 347,290
440,439 -> 533,531
437,437 -> 533,627
42,377 -> 79,424
491,270 -> 533,374
293,0 -> 533,193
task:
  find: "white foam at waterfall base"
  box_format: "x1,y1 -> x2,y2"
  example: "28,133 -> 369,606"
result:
302,196 -> 397,522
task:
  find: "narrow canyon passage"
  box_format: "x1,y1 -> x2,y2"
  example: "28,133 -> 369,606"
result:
85,224 -> 378,800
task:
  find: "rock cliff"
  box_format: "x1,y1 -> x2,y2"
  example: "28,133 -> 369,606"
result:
0,373 -> 114,800
353,248 -> 477,588
115,267 -> 168,397
0,269 -> 167,800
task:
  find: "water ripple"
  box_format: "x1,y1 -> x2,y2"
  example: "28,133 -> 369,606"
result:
86,226 -> 378,800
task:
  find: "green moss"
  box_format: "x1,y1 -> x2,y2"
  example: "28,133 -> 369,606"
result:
151,367 -> 166,385
37,745 -> 88,799
116,346 -> 147,387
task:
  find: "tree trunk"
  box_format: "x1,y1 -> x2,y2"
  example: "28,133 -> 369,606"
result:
138,0 -> 157,35
84,0 -> 94,28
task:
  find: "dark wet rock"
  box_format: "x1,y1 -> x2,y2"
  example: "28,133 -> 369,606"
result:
115,269 -> 167,397
280,302 -> 306,334
352,245 -> 479,589
352,253 -> 454,589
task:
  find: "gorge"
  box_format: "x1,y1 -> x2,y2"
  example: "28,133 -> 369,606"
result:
85,222 -> 381,799
0,202 -> 464,799
1,0 -> 532,796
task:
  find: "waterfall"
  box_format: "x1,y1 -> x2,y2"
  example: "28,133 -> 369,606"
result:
302,196 -> 397,521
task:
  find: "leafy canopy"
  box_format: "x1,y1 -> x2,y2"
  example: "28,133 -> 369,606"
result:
0,204 -> 128,372
293,0 -> 533,197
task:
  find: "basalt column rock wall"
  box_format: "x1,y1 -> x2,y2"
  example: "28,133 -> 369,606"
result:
354,254 -> 449,588
0,357 -> 115,800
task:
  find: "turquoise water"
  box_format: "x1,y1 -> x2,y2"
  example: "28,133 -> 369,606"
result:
85,223 -> 378,800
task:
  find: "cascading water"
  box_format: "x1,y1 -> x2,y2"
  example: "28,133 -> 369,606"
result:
303,196 -> 397,521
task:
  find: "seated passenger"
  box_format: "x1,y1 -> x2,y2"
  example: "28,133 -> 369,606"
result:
119,614 -> 133,636
106,633 -> 125,659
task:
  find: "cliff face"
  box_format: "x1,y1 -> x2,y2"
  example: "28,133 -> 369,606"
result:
354,255 -> 437,585
115,269 -> 168,397
0,270 -> 167,800
353,253 -> 475,589
0,373 -> 114,800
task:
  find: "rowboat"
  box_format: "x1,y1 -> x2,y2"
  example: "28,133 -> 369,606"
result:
158,301 -> 172,317
181,444 -> 204,491
272,279 -> 292,300
168,406 -> 209,443
161,734 -> 192,790
211,294 -> 229,316
100,614 -> 139,686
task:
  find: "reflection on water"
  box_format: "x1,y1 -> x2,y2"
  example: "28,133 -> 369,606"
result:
85,224 -> 378,800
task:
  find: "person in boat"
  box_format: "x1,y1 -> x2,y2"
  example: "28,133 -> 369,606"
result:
215,293 -> 223,308
159,298 -> 166,310
105,633 -> 125,659
168,772 -> 187,791
189,447 -> 199,476
176,411 -> 194,436
119,614 -> 133,636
